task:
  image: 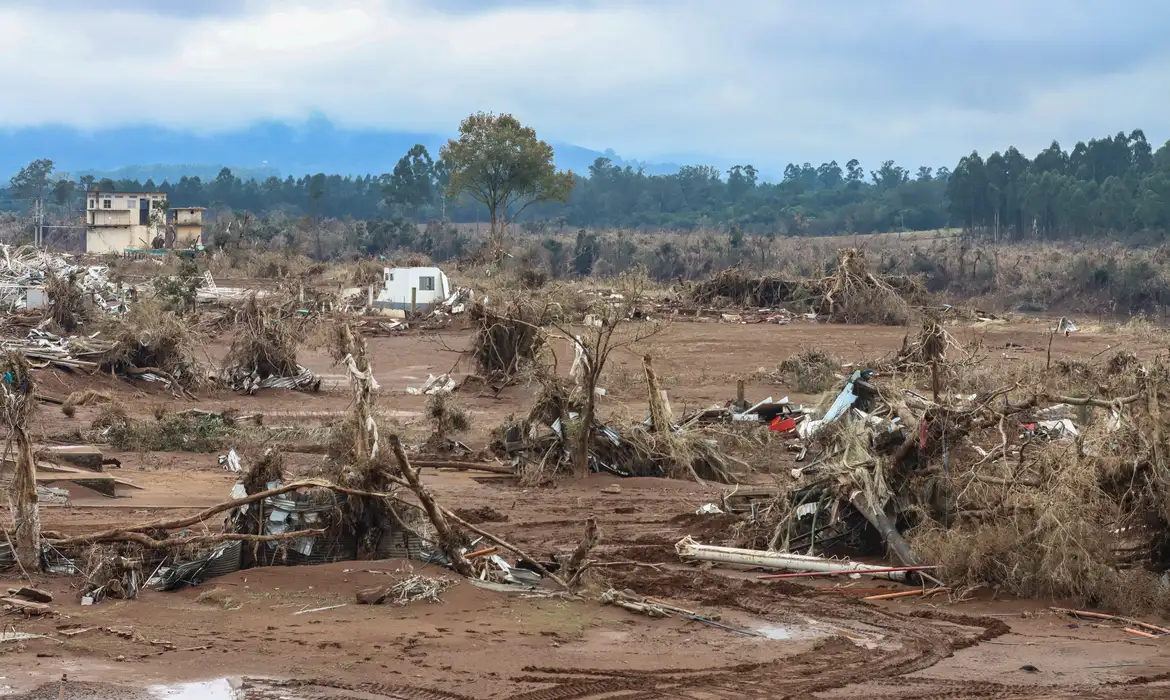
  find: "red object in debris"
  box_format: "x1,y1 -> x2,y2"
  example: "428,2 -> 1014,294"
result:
770,416 -> 797,433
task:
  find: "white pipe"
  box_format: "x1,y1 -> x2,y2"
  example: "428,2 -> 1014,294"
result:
675,536 -> 908,581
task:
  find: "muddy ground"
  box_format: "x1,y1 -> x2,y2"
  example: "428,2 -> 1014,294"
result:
2,319 -> 1169,699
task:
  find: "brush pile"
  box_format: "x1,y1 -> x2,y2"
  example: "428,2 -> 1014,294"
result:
688,248 -> 925,325
45,269 -> 92,334
99,299 -> 207,396
736,336 -> 1170,614
468,297 -> 549,383
493,380 -> 738,486
221,293 -> 319,394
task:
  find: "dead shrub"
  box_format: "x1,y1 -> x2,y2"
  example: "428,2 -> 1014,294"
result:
778,348 -> 841,394
45,269 -> 91,334
222,293 -> 308,384
468,296 -> 550,382
424,393 -> 472,451
98,299 -> 207,391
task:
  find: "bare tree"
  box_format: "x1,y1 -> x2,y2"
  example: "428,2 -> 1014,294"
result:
551,269 -> 667,477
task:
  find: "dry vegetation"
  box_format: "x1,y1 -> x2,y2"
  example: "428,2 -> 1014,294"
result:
7,230 -> 1170,622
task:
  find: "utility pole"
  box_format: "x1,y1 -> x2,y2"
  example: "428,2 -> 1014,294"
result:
33,197 -> 44,248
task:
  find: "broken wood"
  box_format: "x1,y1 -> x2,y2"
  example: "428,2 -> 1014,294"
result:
411,459 -> 514,475
2,596 -> 51,614
7,586 -> 52,603
863,588 -> 948,601
41,478 -> 393,548
49,528 -> 326,550
1051,608 -> 1170,635
644,355 -> 669,435
389,434 -> 473,578
565,517 -> 600,590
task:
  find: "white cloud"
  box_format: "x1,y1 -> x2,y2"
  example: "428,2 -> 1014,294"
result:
1,0 -> 1166,169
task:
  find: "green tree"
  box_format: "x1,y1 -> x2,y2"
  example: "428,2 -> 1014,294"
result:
50,179 -> 75,207
384,144 -> 437,218
440,112 -> 575,257
9,159 -> 55,201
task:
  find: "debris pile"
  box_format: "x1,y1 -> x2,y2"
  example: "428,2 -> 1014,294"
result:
357,572 -> 456,606
0,244 -> 122,314
687,249 -> 926,325
221,294 -> 319,394
680,339 -> 1170,613
98,300 -> 207,396
468,297 -> 548,383
493,378 -> 740,485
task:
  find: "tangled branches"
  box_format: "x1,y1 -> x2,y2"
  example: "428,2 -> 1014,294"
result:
688,248 -> 925,325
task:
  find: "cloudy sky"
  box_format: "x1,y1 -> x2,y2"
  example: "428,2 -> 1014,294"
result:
1,0 -> 1166,170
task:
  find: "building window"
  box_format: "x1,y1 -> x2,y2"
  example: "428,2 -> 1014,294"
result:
102,199 -> 112,209
418,276 -> 435,291
128,198 -> 137,209
88,199 -> 95,209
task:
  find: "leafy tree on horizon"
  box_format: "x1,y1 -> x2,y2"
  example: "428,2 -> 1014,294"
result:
440,112 -> 575,258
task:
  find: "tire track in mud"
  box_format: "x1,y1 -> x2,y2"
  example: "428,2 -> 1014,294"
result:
241,570 -> 1166,700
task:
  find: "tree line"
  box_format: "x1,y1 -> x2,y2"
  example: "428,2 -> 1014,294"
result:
5,118 -> 1170,246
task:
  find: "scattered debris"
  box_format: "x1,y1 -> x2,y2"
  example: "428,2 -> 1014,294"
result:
357,573 -> 456,606
7,587 -> 52,603
407,373 -> 457,396
293,603 -> 348,616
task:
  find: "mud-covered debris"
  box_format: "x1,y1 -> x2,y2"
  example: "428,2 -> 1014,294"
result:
358,573 -> 456,606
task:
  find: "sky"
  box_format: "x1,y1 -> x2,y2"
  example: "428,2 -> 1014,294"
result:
1,0 -> 1167,171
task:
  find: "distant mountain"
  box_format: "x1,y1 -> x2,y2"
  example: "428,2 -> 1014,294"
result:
0,118 -> 684,182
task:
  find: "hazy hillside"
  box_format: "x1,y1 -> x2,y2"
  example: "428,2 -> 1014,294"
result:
0,118 -> 685,181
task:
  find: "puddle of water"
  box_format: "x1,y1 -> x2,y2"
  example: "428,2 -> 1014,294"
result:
148,678 -> 242,700
756,625 -> 792,640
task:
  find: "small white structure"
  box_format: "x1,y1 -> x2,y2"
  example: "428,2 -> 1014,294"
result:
375,266 -> 451,312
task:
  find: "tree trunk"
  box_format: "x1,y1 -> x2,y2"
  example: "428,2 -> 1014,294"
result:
574,387 -> 595,479
389,435 -> 473,577
10,424 -> 41,572
643,355 -> 669,434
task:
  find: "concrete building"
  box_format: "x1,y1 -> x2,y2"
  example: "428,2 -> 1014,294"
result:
85,191 -> 169,254
375,266 -> 451,312
171,207 -> 206,248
